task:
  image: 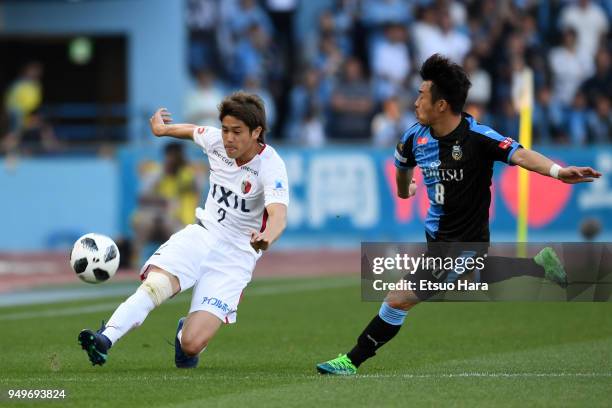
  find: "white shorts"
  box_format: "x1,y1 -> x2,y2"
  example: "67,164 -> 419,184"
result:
140,223 -> 258,324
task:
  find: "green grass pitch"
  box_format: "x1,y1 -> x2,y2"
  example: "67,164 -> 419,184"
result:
0,276 -> 611,407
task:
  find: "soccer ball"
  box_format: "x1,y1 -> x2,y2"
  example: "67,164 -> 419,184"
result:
70,233 -> 120,284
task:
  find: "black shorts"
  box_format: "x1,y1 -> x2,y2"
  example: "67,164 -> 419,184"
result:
406,233 -> 489,301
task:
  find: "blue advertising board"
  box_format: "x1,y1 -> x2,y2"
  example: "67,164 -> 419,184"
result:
118,145 -> 612,247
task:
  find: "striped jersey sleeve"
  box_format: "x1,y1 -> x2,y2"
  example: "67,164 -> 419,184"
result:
394,126 -> 418,168
469,121 -> 522,164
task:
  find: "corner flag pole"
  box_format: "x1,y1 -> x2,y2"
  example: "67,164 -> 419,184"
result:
517,68 -> 534,257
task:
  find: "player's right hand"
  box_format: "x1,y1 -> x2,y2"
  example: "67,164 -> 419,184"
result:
149,108 -> 173,136
250,230 -> 270,252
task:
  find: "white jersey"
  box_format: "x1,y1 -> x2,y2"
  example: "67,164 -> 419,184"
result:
192,126 -> 289,251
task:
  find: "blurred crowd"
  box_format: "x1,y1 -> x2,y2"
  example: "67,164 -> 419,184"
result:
186,0 -> 611,146
2,0 -> 609,156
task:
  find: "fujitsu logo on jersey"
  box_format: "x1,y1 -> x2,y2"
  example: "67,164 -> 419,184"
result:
212,183 -> 251,212
422,168 -> 464,181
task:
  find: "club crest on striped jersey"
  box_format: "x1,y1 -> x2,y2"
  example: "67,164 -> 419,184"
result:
452,144 -> 463,160
241,179 -> 252,194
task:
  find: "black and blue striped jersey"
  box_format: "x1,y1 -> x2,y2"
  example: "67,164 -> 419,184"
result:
394,113 -> 522,242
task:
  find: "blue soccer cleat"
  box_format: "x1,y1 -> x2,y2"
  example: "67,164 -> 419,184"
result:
78,321 -> 112,366
175,317 -> 199,368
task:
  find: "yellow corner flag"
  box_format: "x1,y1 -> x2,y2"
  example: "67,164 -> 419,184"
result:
515,68 -> 534,256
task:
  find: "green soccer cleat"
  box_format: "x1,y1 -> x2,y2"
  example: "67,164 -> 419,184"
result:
534,247 -> 568,288
316,354 -> 357,376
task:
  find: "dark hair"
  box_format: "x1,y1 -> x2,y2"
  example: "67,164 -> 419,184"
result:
218,91 -> 267,143
419,54 -> 471,114
164,141 -> 183,155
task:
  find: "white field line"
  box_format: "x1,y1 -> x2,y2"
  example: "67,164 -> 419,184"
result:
0,278 -> 357,321
354,372 -> 612,379
2,372 -> 611,384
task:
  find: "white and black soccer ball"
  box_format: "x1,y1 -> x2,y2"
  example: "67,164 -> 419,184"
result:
70,233 -> 120,284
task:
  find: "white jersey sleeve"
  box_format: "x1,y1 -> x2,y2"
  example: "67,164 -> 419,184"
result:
192,126 -> 221,154
261,151 -> 290,207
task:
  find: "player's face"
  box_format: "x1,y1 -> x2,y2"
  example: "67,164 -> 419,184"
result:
221,115 -> 261,160
414,81 -> 439,125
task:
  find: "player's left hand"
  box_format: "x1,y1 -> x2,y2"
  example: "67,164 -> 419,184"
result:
250,231 -> 270,252
408,180 -> 417,197
558,166 -> 602,184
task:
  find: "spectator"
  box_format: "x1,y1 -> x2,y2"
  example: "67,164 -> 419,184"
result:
568,91 -> 590,144
412,5 -> 470,66
265,0 -> 297,62
327,57 -> 375,141
438,0 -> 468,30
510,55 -> 531,111
186,0 -> 221,73
286,67 -> 331,142
412,5 -> 444,66
560,0 -> 609,57
437,8 -> 471,64
296,106 -> 326,147
331,0 -> 359,58
313,33 -> 345,79
2,62 -> 59,155
264,0 -> 298,139
548,28 -> 594,108
371,96 -> 412,147
184,69 -> 224,127
521,13 -> 544,54
464,53 -> 491,108
580,47 -> 612,108
229,0 -> 274,38
304,10 -> 350,67
131,143 -> 200,265
371,23 -> 411,99
587,94 -> 612,143
533,86 -> 563,144
230,24 -> 277,87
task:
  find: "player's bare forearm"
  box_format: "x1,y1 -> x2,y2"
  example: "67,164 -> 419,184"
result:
510,148 -> 554,176
149,108 -> 196,140
250,203 -> 287,252
396,168 -> 416,199
511,147 -> 602,184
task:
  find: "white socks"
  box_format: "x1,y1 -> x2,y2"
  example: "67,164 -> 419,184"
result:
102,289 -> 156,345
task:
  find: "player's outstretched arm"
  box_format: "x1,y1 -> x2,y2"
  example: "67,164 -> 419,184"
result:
510,147 -> 602,184
149,108 -> 197,140
396,167 -> 417,198
250,203 -> 287,252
